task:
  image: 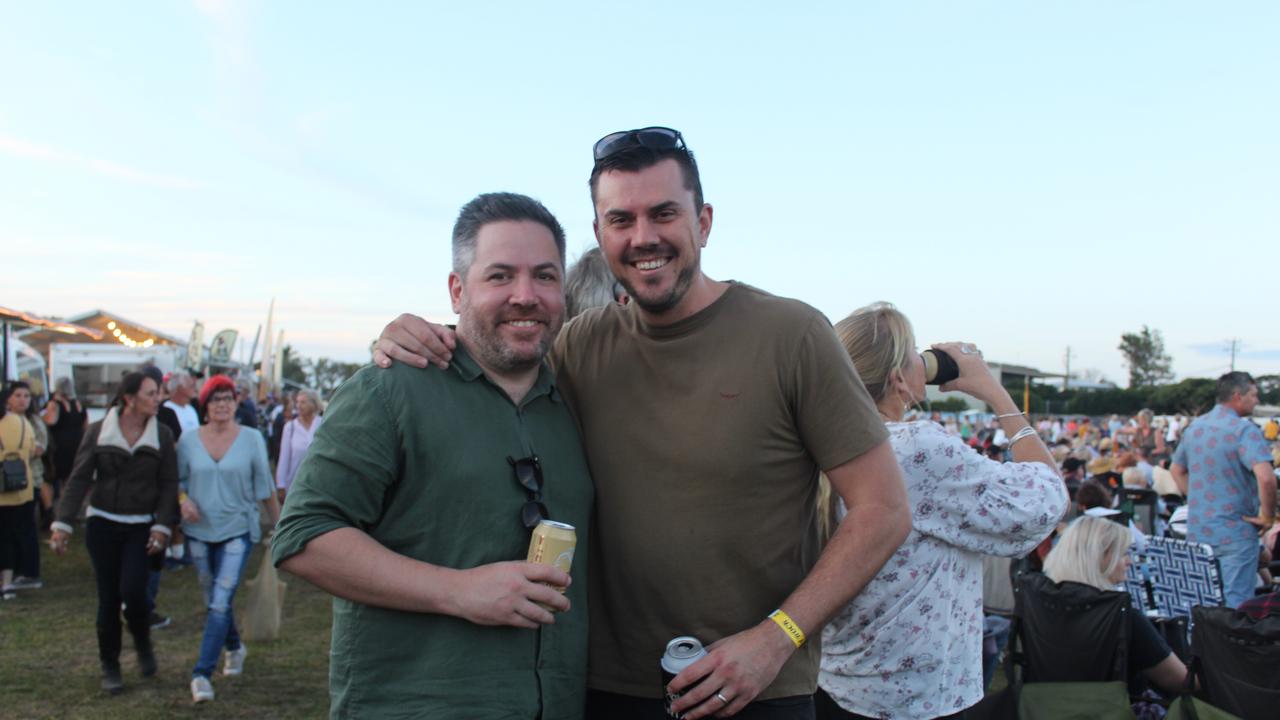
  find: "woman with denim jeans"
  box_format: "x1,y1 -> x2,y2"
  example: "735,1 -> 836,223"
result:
178,375 -> 279,704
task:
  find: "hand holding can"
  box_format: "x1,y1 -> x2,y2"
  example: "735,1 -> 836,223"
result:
526,520 -> 576,610
662,636 -> 708,719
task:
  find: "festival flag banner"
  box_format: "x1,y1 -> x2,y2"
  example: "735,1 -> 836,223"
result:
186,321 -> 205,372
209,329 -> 238,364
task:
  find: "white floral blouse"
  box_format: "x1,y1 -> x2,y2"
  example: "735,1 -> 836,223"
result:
819,421 -> 1067,719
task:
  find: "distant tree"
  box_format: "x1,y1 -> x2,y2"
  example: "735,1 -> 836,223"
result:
305,358 -> 362,397
280,344 -> 308,385
926,397 -> 972,412
1079,368 -> 1111,384
1146,378 -> 1217,416
1066,387 -> 1149,416
1255,374 -> 1280,405
1118,326 -> 1174,387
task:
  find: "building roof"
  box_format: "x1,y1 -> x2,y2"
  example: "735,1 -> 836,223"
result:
17,308 -> 183,357
0,306 -> 103,338
990,362 -> 1064,380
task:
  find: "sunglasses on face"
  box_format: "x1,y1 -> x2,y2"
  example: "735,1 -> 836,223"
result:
508,454 -> 549,529
592,126 -> 686,162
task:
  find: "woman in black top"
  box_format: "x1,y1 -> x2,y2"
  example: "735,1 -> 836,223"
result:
1042,516 -> 1188,694
42,376 -> 88,497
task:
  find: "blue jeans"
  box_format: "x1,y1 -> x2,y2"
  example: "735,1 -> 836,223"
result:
147,568 -> 161,613
1214,537 -> 1258,608
188,534 -> 252,679
982,615 -> 1012,690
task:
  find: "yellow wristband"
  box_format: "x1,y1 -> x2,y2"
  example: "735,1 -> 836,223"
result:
179,492 -> 189,504
768,609 -> 806,648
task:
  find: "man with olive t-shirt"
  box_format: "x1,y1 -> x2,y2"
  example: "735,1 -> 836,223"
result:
376,128 -> 910,720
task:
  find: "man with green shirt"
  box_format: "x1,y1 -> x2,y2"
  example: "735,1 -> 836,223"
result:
271,192 -> 594,719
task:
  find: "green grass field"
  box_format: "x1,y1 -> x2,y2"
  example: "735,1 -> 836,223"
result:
0,532 -> 333,719
2,530 -> 1013,719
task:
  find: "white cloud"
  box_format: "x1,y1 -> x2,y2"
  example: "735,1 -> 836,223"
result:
0,132 -> 205,190
193,0 -> 233,18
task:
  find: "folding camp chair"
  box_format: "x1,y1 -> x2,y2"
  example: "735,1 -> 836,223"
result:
969,572 -> 1138,720
1013,572 -> 1131,684
1188,605 -> 1280,720
1121,488 -> 1159,536
1138,536 -> 1224,619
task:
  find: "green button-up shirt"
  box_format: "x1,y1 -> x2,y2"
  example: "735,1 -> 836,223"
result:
272,346 -> 593,719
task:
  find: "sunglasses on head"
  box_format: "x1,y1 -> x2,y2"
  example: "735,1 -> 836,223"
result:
508,454 -> 549,529
592,126 -> 686,162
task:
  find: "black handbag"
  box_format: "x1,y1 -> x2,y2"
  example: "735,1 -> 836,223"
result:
1,418 -> 30,493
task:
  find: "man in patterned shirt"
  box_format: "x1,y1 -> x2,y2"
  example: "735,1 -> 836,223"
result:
1171,372 -> 1277,607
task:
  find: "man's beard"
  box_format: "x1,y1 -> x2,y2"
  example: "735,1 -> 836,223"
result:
619,263 -> 697,315
458,309 -> 559,375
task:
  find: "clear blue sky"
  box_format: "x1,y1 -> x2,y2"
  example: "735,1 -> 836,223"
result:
3,1 -> 1277,385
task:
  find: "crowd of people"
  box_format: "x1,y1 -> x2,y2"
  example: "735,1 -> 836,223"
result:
2,368 -> 322,702
3,125 -> 1277,719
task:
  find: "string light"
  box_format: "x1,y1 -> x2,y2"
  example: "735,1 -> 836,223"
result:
104,318 -> 158,348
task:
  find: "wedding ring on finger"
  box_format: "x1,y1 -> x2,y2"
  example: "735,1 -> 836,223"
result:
715,691 -> 730,705
960,344 -> 979,355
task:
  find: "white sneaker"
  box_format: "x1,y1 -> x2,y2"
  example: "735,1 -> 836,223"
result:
223,645 -> 247,676
191,676 -> 214,703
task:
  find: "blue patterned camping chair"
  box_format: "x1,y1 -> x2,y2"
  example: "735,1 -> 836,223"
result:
1126,535 -> 1224,647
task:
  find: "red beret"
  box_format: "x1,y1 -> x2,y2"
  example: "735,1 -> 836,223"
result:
199,375 -> 238,408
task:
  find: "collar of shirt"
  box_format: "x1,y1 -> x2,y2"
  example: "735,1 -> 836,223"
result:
449,343 -> 561,407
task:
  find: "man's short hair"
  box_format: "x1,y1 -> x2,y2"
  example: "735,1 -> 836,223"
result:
1216,371 -> 1256,403
452,192 -> 566,276
588,145 -> 704,213
1062,457 -> 1085,475
564,247 -> 620,319
166,370 -> 191,394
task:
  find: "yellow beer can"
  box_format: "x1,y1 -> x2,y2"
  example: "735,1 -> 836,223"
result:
526,520 -> 576,601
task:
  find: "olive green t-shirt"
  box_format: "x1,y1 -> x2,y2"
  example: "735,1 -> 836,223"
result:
551,282 -> 887,700
271,347 -> 593,719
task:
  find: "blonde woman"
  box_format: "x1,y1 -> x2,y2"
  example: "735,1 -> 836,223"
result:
1041,516 -> 1189,694
1117,409 -> 1166,459
817,302 -> 1068,720
274,388 -> 322,499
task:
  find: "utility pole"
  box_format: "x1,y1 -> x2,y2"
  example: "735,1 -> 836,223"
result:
1227,338 -> 1240,372
1063,345 -> 1074,392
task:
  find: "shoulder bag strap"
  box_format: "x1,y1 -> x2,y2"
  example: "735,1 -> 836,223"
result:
0,418 -> 26,452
